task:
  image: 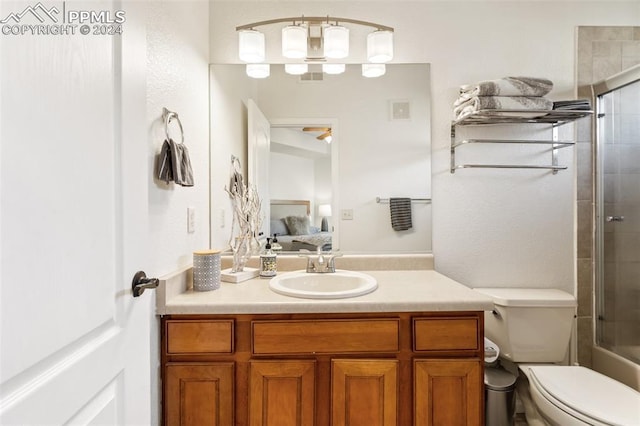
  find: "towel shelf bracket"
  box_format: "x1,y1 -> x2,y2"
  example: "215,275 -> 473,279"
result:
450,109 -> 593,174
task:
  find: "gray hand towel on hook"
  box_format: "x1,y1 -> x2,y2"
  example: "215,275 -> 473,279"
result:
158,139 -> 174,184
157,108 -> 194,187
389,197 -> 412,231
169,138 -> 194,186
157,138 -> 194,187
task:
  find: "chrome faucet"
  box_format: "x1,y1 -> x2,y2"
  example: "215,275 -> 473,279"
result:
300,247 -> 342,273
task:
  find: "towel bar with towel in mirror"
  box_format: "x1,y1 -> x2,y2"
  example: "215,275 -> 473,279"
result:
376,197 -> 431,231
389,197 -> 412,231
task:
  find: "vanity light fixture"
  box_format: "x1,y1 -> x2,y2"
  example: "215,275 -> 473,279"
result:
367,30 -> 394,63
323,24 -> 349,59
322,63 -> 346,75
362,63 -> 386,78
238,29 -> 266,62
284,63 -> 308,75
282,25 -> 307,58
246,63 -> 270,79
236,16 -> 394,78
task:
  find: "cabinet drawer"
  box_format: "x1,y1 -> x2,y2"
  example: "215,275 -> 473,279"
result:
413,317 -> 478,352
166,320 -> 234,354
252,319 -> 399,355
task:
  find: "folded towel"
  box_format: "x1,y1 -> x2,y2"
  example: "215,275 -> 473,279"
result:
158,141 -> 173,183
389,197 -> 412,231
459,77 -> 553,99
454,95 -> 553,121
158,138 -> 194,186
552,99 -> 592,110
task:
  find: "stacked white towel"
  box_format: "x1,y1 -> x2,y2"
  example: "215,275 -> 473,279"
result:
453,77 -> 554,121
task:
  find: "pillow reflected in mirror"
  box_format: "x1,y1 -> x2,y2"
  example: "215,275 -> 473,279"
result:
270,219 -> 289,236
284,215 -> 311,235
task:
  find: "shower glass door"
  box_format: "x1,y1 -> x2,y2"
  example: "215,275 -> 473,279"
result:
595,70 -> 640,365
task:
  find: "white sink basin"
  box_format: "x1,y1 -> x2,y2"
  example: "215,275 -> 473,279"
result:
269,270 -> 378,299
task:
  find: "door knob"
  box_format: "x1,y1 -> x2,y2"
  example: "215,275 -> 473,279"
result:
132,271 -> 159,297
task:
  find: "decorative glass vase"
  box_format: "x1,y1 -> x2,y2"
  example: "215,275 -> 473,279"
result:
230,235 -> 252,273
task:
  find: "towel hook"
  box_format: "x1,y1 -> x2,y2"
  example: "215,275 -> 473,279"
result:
162,107 -> 184,144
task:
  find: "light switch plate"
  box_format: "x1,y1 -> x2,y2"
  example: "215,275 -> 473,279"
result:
187,207 -> 196,233
341,209 -> 354,220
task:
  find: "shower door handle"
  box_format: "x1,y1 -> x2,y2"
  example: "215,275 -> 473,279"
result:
606,216 -> 625,222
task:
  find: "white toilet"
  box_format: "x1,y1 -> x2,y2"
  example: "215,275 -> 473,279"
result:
475,288 -> 640,426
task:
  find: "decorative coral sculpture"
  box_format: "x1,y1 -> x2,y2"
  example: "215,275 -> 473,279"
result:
224,155 -> 263,273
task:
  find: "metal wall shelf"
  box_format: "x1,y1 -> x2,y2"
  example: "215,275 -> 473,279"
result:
450,109 -> 593,174
452,109 -> 593,126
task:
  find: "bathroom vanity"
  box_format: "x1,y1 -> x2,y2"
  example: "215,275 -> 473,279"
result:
157,259 -> 493,426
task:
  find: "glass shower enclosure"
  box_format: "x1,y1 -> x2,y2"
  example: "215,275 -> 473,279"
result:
594,64 -> 640,366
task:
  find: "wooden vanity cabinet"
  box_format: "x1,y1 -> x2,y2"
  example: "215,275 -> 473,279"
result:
161,312 -> 484,426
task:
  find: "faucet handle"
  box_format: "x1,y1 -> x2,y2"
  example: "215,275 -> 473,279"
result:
298,249 -> 318,272
325,252 -> 343,272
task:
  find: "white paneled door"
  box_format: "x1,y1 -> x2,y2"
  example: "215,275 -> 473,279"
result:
1,2 -> 151,425
248,99 -> 271,240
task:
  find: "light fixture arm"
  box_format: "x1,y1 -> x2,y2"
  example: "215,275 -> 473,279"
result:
236,16 -> 394,32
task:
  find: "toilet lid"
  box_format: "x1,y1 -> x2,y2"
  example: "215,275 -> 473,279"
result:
527,366 -> 640,426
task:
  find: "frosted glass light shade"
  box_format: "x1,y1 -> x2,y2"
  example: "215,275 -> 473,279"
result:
322,63 -> 345,75
323,25 -> 349,59
282,25 -> 307,59
367,30 -> 393,63
284,63 -> 308,75
238,30 -> 265,63
318,204 -> 332,217
362,63 -> 386,78
246,63 -> 270,79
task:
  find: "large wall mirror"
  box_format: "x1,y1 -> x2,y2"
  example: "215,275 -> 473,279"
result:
210,63 -> 432,254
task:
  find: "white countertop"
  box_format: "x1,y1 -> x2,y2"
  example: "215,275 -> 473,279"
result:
156,265 -> 494,315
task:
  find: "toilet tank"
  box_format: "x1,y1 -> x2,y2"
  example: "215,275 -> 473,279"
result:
474,288 -> 576,363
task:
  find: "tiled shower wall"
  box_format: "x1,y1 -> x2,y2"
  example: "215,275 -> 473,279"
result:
576,26 -> 640,367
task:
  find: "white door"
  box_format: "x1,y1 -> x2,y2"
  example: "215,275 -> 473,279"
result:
248,99 -> 271,239
0,2 -> 151,425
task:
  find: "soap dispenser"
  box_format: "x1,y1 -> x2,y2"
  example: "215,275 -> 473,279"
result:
271,234 -> 282,253
259,238 -> 277,278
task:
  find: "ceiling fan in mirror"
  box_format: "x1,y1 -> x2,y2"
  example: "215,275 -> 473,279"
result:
302,126 -> 332,143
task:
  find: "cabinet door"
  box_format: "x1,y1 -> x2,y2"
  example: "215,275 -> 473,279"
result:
332,359 -> 398,426
414,359 -> 482,426
165,363 -> 234,426
249,360 -> 316,426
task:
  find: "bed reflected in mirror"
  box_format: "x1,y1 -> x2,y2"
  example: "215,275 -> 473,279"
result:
270,199 -> 332,252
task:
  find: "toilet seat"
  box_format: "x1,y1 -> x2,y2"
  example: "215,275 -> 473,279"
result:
522,365 -> 640,426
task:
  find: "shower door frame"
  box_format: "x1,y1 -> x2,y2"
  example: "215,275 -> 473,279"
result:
592,64 -> 640,357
